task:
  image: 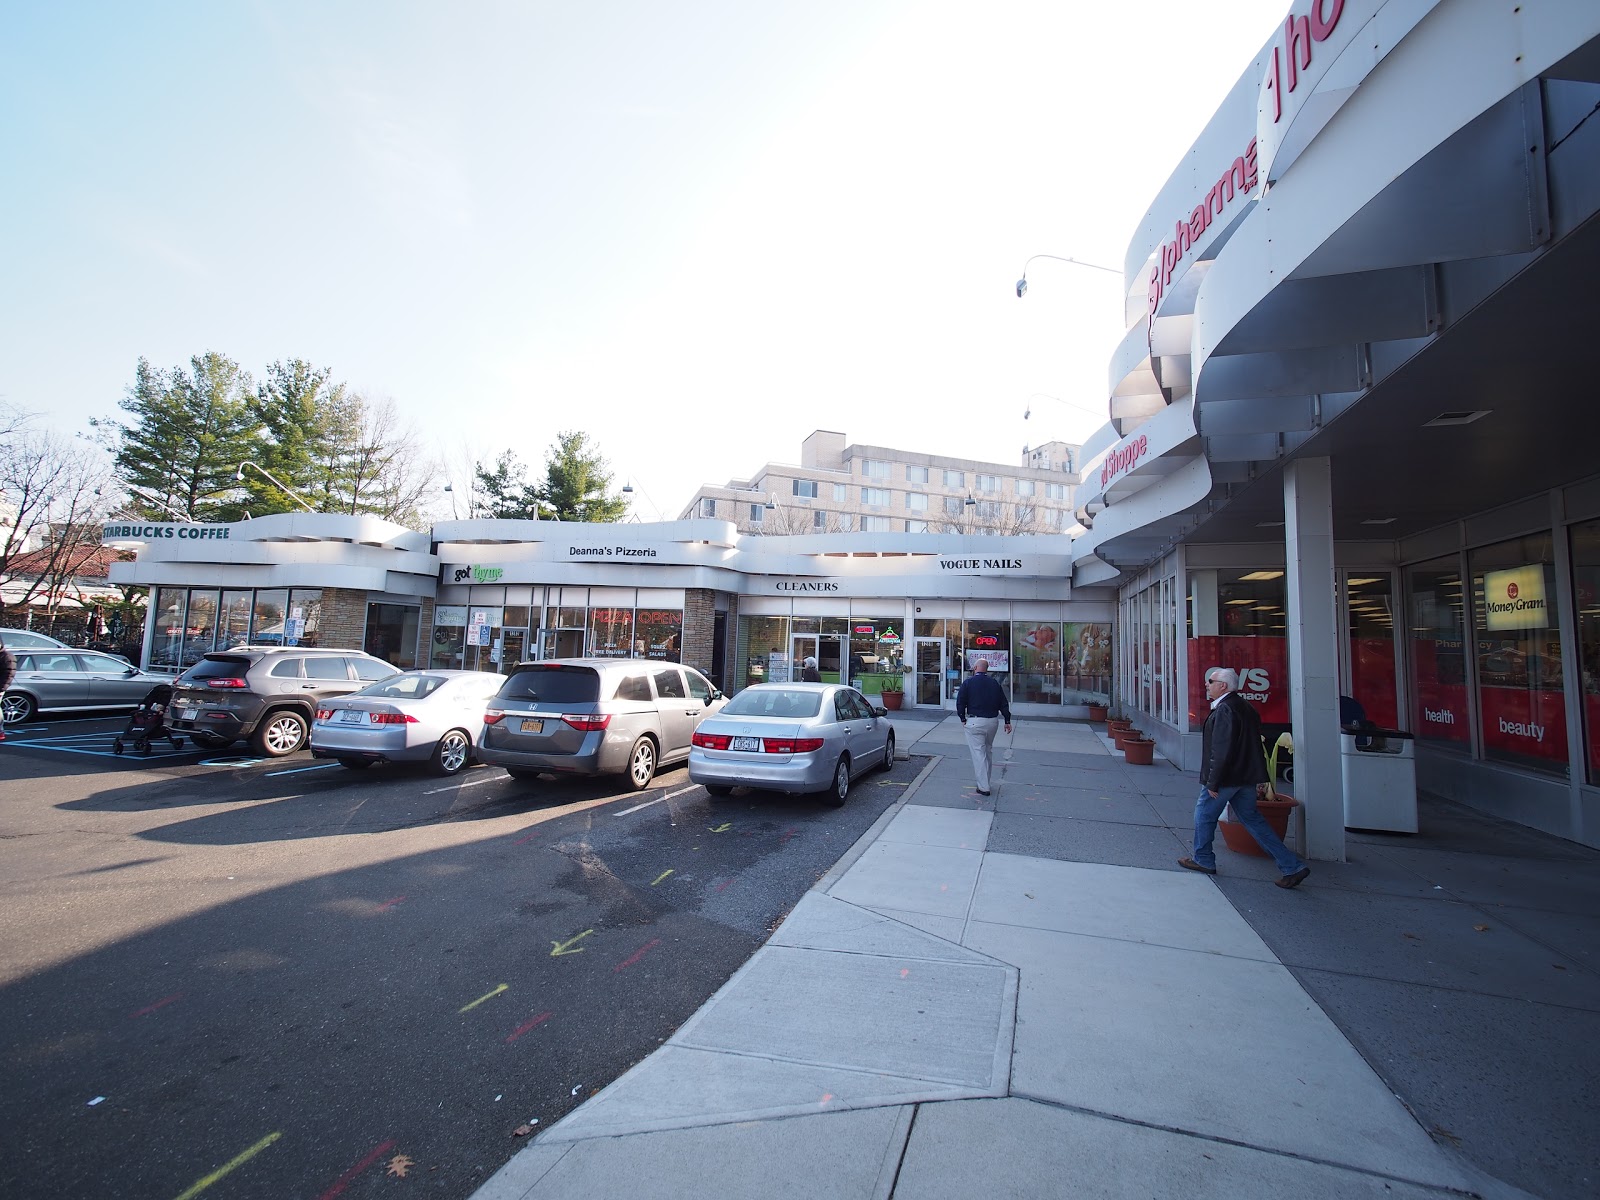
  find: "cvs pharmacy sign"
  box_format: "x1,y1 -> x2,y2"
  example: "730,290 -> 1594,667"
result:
1188,636 -> 1288,723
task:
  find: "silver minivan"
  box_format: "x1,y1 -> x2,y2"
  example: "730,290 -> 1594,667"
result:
477,658 -> 725,790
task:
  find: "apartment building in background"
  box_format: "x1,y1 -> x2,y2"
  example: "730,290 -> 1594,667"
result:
678,430 -> 1083,536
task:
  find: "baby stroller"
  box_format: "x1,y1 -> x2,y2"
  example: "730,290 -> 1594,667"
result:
113,683 -> 185,756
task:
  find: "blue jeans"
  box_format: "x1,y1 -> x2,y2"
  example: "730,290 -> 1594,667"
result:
1192,784 -> 1306,876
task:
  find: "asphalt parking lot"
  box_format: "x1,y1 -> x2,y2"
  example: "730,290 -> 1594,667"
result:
0,711 -> 927,1199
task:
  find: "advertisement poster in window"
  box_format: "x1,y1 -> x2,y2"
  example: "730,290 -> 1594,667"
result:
1187,636 -> 1288,723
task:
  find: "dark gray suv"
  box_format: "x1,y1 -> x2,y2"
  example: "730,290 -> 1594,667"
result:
168,646 -> 399,757
478,658 -> 724,789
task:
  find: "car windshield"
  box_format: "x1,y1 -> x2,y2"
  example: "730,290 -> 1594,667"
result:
720,689 -> 823,718
499,666 -> 600,704
357,674 -> 446,700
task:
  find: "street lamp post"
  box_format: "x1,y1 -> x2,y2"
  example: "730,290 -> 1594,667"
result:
1014,253 -> 1121,298
235,462 -> 318,514
123,483 -> 196,523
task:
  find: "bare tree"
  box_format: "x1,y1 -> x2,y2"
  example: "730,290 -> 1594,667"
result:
303,392 -> 439,525
0,404 -> 116,622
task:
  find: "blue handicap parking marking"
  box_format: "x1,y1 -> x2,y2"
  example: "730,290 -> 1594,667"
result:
197,756 -> 268,768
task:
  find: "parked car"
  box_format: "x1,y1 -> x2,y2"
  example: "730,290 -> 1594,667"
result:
1,649 -> 171,724
166,646 -> 400,757
688,682 -> 895,806
310,669 -> 506,776
0,628 -> 72,652
478,658 -> 725,790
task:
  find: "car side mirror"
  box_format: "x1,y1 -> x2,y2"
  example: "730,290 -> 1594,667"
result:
125,666 -> 139,676
872,705 -> 888,717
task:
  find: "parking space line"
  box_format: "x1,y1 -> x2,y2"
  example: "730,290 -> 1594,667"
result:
422,772 -> 506,796
615,784 -> 698,817
265,762 -> 342,777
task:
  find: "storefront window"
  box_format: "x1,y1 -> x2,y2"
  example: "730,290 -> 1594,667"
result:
431,605 -> 468,669
1346,574 -> 1398,728
635,609 -> 682,661
252,589 -> 288,645
151,587 -> 188,669
1570,519 -> 1600,784
847,616 -> 903,696
961,621 -> 1009,697
1186,569 -> 1289,728
1471,533 -> 1566,775
220,590 -> 252,648
589,606 -> 634,657
1406,557 -> 1469,750
287,588 -> 322,647
365,603 -> 421,668
182,591 -> 219,667
741,616 -> 790,685
1012,621 -> 1061,703
1063,623 -> 1111,704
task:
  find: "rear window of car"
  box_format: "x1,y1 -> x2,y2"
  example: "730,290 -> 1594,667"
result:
303,657 -> 351,681
499,665 -> 600,704
721,688 -> 822,718
183,656 -> 252,682
269,659 -> 303,679
653,669 -> 686,699
362,675 -> 445,699
614,674 -> 652,702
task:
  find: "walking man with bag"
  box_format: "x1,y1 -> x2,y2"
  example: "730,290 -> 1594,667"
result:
956,658 -> 1011,796
1179,667 -> 1310,888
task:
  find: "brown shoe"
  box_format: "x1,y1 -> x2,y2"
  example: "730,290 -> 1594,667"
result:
1177,857 -> 1216,875
1276,867 -> 1311,889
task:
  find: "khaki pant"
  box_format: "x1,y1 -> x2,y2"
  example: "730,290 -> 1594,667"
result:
963,716 -> 1002,791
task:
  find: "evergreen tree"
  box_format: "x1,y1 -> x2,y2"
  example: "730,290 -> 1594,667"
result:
251,359 -> 337,513
473,449 -> 546,519
92,353 -> 262,521
537,431 -> 627,523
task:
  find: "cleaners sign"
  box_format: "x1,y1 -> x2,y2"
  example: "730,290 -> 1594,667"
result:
1483,566 -> 1549,631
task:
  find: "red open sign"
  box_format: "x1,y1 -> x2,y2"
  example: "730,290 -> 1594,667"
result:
975,636 -> 999,647
853,625 -> 874,634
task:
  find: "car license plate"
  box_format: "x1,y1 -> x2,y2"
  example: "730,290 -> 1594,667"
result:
731,736 -> 761,752
339,710 -> 364,724
177,706 -> 197,721
520,718 -> 544,734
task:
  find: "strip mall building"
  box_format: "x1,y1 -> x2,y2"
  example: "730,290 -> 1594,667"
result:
1073,0 -> 1600,852
104,2 -> 1600,853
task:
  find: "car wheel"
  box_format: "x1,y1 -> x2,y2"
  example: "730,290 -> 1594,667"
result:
626,737 -> 658,791
878,731 -> 896,772
823,756 -> 851,807
338,758 -> 372,770
431,729 -> 472,777
1,691 -> 37,725
251,710 -> 308,757
505,767 -> 541,782
704,783 -> 734,797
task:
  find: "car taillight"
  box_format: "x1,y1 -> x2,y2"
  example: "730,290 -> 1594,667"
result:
561,713 -> 612,732
763,737 -> 825,754
692,732 -> 730,750
483,709 -> 505,725
206,677 -> 247,688
369,712 -> 417,725
315,708 -> 333,721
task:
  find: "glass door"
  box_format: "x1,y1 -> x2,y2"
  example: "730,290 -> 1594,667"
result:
913,637 -> 944,707
792,634 -> 819,681
498,628 -> 528,674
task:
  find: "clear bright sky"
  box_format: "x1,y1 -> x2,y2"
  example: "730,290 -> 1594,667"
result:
2,0 -> 1287,521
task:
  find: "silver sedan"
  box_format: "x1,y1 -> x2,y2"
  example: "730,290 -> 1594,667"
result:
2,649 -> 171,723
309,670 -> 506,775
687,683 -> 895,806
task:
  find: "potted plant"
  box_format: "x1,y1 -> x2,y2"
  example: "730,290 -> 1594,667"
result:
1219,732 -> 1300,855
1122,735 -> 1155,765
1086,701 -> 1109,723
879,688 -> 904,711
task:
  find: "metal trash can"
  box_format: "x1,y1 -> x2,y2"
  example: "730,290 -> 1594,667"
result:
1340,729 -> 1417,833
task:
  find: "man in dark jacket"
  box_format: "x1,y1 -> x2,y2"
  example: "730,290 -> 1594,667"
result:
956,658 -> 1011,796
1179,667 -> 1310,887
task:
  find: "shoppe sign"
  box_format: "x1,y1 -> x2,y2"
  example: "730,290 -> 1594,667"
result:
1483,566 -> 1549,631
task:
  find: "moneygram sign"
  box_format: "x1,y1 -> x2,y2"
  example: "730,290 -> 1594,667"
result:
1483,566 -> 1549,631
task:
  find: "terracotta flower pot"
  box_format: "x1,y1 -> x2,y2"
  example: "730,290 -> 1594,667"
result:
1087,704 -> 1109,723
880,691 -> 904,711
1108,719 -> 1133,737
1219,796 -> 1300,857
1123,738 -> 1154,765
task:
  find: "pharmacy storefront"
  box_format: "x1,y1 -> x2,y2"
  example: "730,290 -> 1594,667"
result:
108,515 -> 1113,715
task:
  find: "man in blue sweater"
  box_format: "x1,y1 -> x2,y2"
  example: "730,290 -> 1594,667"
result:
956,658 -> 1011,795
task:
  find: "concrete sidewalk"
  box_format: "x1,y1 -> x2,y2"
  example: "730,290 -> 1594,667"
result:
476,716 -> 1598,1200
